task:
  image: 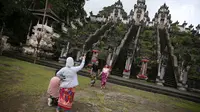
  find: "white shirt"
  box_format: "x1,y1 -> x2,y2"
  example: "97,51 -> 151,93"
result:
56,59 -> 85,88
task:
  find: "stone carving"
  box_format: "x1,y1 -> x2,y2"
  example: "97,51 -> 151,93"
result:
0,36 -> 9,55
131,0 -> 148,25
123,26 -> 141,78
137,58 -> 149,80
156,54 -> 168,86
23,20 -> 60,57
153,3 -> 170,29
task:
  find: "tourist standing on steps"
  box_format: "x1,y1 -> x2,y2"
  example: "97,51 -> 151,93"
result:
99,65 -> 110,89
90,61 -> 100,86
56,55 -> 86,112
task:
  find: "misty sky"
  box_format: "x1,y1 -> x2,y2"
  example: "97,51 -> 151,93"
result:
84,0 -> 200,26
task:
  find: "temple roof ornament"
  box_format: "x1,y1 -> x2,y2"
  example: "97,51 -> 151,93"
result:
115,0 -> 123,8
154,13 -> 158,18
134,4 -> 147,11
189,24 -> 193,29
146,17 -> 150,22
175,20 -> 179,25
167,14 -> 171,20
129,9 -> 134,16
89,11 -> 93,16
137,0 -> 146,4
160,3 -> 169,10
181,21 -> 187,27
144,11 -> 149,17
158,3 -> 169,14
196,24 -> 200,30
169,20 -> 173,24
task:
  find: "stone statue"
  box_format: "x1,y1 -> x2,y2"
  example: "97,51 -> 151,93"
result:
23,20 -> 60,57
0,36 -> 9,55
156,54 -> 167,86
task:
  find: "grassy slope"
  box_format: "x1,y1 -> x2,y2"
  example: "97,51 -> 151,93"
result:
0,56 -> 200,112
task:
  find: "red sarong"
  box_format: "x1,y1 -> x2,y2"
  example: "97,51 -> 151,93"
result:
101,72 -> 108,86
57,88 -> 75,110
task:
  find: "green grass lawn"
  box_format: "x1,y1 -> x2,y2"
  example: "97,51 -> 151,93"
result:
0,56 -> 200,112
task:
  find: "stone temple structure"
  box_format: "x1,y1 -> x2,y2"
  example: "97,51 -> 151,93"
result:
23,20 -> 60,57
83,0 -> 200,91
90,0 -> 129,24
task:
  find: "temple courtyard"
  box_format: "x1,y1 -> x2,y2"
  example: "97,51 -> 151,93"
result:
0,56 -> 200,112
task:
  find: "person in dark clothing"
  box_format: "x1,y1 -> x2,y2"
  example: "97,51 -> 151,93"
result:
90,61 -> 99,86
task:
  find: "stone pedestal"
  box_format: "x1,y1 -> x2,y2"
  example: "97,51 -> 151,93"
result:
177,83 -> 188,91
156,65 -> 166,86
106,52 -> 112,65
156,78 -> 165,86
123,57 -> 132,78
137,59 -> 149,80
156,57 -> 167,86
177,66 -> 190,91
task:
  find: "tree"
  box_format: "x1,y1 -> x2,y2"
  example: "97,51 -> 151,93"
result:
0,0 -> 87,47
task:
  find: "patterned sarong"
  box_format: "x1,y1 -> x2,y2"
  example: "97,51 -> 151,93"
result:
101,72 -> 108,86
57,88 -> 75,110
91,72 -> 97,85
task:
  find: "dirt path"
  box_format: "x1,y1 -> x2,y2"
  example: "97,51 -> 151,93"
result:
34,83 -> 190,112
0,57 -> 199,112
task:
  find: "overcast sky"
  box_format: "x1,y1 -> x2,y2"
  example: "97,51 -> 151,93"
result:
84,0 -> 200,26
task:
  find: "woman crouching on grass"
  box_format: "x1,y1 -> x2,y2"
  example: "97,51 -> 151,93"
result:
99,65 -> 110,89
56,55 -> 86,112
47,70 -> 61,107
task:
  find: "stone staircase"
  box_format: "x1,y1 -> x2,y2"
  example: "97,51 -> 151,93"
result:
84,22 -> 113,50
163,73 -> 177,88
163,59 -> 177,88
111,69 -> 123,77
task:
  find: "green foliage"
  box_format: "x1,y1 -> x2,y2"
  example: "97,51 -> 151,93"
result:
171,25 -> 180,32
98,5 -> 127,19
139,30 -> 155,58
53,22 -> 101,57
171,32 -> 200,80
98,49 -> 108,60
1,56 -> 200,112
106,23 -> 127,48
188,65 -> 200,79
49,0 -> 86,21
0,0 -> 86,46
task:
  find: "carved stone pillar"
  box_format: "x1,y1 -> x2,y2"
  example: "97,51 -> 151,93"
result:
59,42 -> 70,63
76,51 -> 81,61
156,56 -> 167,86
123,49 -> 133,78
0,36 -> 9,55
137,59 -> 149,80
178,66 -> 190,91
60,47 -> 65,58
123,56 -> 132,78
106,48 -> 112,66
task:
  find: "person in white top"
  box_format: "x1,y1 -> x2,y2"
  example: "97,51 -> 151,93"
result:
56,55 -> 86,112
